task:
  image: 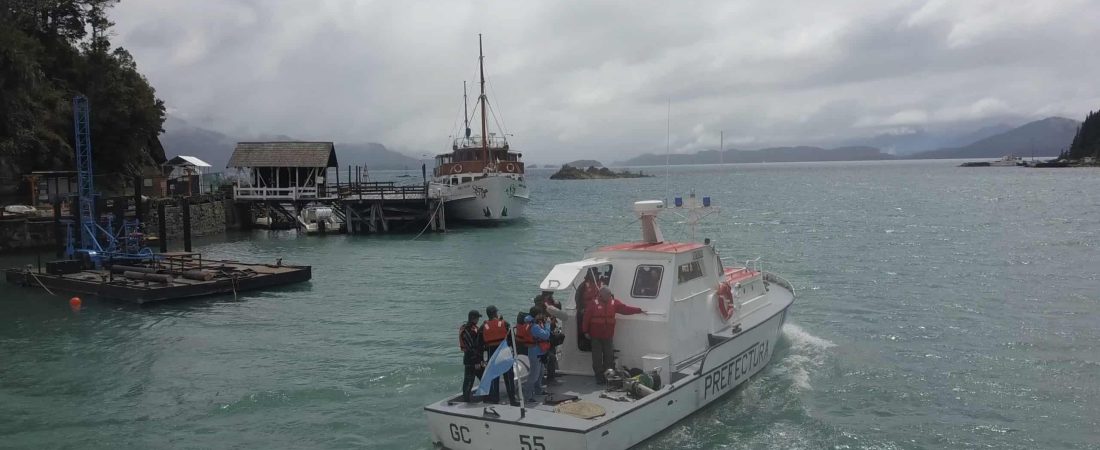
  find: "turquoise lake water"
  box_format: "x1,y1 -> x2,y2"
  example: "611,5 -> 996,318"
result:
1,160 -> 1098,449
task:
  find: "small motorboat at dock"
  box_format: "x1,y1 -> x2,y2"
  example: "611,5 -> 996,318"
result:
424,199 -> 795,449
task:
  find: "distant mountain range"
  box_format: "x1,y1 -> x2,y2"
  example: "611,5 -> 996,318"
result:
161,115 -> 1082,170
618,146 -> 892,166
908,117 -> 1078,159
616,116 -> 1080,166
159,117 -> 421,171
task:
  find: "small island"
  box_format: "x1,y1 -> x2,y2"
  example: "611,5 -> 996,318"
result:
550,164 -> 652,180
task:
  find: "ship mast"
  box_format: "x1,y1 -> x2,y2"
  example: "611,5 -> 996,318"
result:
463,81 -> 470,138
479,34 -> 489,163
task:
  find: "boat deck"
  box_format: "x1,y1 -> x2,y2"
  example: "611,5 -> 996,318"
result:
425,365 -> 697,433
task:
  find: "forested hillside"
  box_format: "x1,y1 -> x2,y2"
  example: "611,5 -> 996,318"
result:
0,0 -> 165,195
1066,110 -> 1100,159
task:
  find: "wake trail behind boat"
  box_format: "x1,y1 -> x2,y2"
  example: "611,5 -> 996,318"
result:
776,323 -> 835,391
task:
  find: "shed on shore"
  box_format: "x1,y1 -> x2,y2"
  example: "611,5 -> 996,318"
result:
228,142 -> 338,200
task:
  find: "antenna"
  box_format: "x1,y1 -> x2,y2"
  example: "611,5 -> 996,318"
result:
665,99 -> 671,206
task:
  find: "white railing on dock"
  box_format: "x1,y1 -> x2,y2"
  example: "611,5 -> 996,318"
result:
233,186 -> 323,200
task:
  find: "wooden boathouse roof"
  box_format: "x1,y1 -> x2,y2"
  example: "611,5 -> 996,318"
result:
228,142 -> 338,168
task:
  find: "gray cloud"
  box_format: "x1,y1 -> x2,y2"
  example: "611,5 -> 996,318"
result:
110,0 -> 1100,162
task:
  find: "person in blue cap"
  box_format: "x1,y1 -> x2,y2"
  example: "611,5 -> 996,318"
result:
517,307 -> 551,402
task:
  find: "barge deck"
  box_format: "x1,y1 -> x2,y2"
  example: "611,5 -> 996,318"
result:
4,253 -> 311,304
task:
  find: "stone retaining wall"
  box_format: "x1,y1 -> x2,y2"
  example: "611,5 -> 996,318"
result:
146,199 -> 227,240
0,219 -> 57,253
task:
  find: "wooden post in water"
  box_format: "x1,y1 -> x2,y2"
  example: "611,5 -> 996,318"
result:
157,201 -> 168,253
53,198 -> 63,257
182,197 -> 193,253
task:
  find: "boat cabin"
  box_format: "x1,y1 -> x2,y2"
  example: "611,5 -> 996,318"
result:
539,201 -> 767,381
434,134 -> 524,182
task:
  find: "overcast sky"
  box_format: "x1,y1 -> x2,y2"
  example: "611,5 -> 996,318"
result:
110,0 -> 1100,162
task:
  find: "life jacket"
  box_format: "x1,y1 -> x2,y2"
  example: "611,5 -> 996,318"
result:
582,282 -> 599,305
588,302 -> 616,328
516,323 -> 534,346
481,318 -> 508,346
458,324 -> 476,351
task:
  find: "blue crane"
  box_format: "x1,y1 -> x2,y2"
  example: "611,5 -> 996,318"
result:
65,95 -> 153,264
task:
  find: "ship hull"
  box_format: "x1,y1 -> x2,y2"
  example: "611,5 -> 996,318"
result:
436,175 -> 529,222
424,282 -> 793,450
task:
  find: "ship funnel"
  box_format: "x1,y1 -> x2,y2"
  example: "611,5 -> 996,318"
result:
633,200 -> 665,243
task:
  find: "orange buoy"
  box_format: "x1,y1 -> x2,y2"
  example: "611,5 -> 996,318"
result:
69,297 -> 82,310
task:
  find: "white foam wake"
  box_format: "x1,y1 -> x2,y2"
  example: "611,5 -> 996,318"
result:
778,323 -> 835,391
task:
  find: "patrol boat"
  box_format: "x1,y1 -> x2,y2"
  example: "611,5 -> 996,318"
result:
424,199 -> 796,449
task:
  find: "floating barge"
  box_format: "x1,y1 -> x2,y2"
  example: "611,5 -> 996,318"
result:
4,253 -> 311,304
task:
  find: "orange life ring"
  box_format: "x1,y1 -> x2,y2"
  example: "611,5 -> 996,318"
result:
505,163 -> 516,172
716,282 -> 735,321
451,164 -> 463,174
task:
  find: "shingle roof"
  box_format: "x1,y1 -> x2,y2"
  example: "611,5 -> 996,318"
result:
227,142 -> 338,168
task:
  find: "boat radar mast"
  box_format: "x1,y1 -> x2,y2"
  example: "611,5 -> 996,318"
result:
670,190 -> 717,241
634,200 -> 665,243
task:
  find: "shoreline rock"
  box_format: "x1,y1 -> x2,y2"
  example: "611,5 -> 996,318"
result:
549,165 -> 652,180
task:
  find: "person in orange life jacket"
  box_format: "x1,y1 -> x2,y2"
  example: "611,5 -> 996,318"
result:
534,292 -> 566,382
519,309 -> 552,401
582,286 -> 645,384
480,305 -> 518,406
459,309 -> 483,403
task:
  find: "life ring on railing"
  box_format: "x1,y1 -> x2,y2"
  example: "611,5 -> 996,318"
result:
716,282 -> 735,321
505,163 -> 516,172
451,164 -> 463,174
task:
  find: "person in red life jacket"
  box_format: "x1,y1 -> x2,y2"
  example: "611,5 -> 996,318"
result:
582,286 -> 645,384
518,308 -> 552,402
458,309 -> 483,403
574,272 -> 601,352
479,305 -> 518,406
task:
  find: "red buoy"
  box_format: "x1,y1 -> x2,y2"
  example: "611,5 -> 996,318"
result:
69,297 -> 82,310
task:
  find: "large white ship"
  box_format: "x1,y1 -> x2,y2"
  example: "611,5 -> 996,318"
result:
424,199 -> 796,449
430,35 -> 529,222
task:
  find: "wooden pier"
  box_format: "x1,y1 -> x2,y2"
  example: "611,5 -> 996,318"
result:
4,253 -> 311,304
226,142 -> 445,234
336,182 -> 445,234
233,181 -> 445,234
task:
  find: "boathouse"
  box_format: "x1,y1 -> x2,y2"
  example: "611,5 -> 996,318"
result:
228,142 -> 338,200
163,155 -> 211,196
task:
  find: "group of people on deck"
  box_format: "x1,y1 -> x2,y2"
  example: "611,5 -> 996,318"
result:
459,272 -> 646,405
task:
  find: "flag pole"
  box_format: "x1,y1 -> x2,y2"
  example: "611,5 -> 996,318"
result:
511,326 -> 526,419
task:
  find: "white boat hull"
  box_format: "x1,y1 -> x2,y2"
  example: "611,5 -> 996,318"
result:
424,287 -> 792,450
435,175 -> 529,222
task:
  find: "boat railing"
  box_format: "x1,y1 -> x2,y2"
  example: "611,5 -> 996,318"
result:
763,271 -> 796,297
453,135 -> 509,150
744,257 -> 762,274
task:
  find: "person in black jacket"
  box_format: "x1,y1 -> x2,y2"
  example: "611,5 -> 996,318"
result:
459,309 -> 483,403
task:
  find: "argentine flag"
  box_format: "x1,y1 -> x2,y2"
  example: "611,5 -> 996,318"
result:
474,339 -> 515,395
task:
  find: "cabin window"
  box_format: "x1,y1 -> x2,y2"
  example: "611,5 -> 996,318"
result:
461,177 -> 472,183
631,265 -> 663,298
677,260 -> 705,284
